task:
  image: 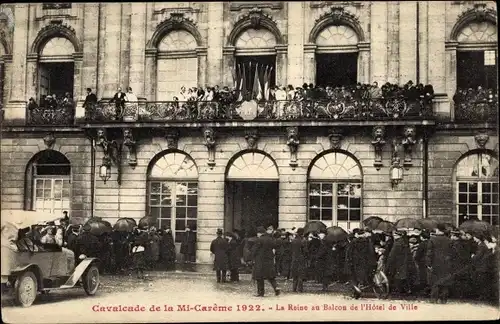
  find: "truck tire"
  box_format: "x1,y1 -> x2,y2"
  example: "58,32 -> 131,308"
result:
83,265 -> 99,295
14,271 -> 38,307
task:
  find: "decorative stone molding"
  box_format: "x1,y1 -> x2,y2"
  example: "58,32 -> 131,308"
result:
230,2 -> 283,11
228,7 -> 284,45
148,12 -> 202,48
0,7 -> 14,55
310,1 -> 363,8
450,4 -> 497,41
43,3 -> 72,10
165,129 -> 180,149
30,21 -> 81,54
286,127 -> 300,169
401,126 -> 417,169
203,127 -> 216,168
309,6 -> 365,43
123,128 -> 137,169
474,132 -> 489,149
371,126 -> 386,170
43,133 -> 56,149
328,128 -> 343,150
244,129 -> 259,149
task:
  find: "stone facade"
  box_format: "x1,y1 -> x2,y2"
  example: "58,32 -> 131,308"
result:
0,2 -> 498,263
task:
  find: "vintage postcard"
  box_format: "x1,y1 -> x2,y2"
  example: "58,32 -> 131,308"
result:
0,1 -> 499,322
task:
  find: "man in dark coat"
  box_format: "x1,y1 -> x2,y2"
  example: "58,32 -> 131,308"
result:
470,233 -> 495,302
345,229 -> 377,298
280,232 -> 292,280
252,226 -> 280,297
210,229 -> 229,283
159,228 -> 176,269
110,87 -> 126,120
75,224 -> 100,260
227,232 -> 240,282
316,229 -> 336,291
413,230 -> 431,296
425,224 -> 452,303
306,231 -> 321,281
449,230 -> 472,298
180,226 -> 196,263
83,88 -> 98,111
290,228 -> 308,292
386,230 -> 415,296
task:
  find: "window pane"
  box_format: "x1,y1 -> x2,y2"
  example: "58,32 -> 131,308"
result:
469,205 -> 477,214
187,195 -> 197,207
176,219 -> 186,231
337,184 -> 348,196
150,207 -> 161,218
309,208 -> 320,220
493,194 -> 499,204
310,184 -> 320,195
338,209 -> 348,221
150,194 -> 160,205
493,183 -> 499,193
482,183 -> 492,192
322,196 -> 333,208
176,208 -> 186,219
459,194 -> 468,203
351,209 -> 361,221
161,196 -> 172,206
36,187 -> 44,199
459,205 -> 467,215
484,50 -> 496,66
44,180 -> 51,189
187,207 -> 197,219
62,184 -> 70,198
459,182 -> 467,192
468,183 -> 478,193
492,205 -> 499,216
482,215 -> 492,225
350,197 -> 361,209
309,196 -> 320,208
158,218 -> 171,230
187,220 -> 197,231
482,205 -> 491,215
322,208 -> 332,221
337,197 -> 348,209
321,183 -> 333,195
151,182 -> 161,194
469,194 -> 477,203
162,182 -> 172,195
175,195 -> 186,206
187,183 -> 198,195
483,194 -> 491,203
161,207 -> 171,219
176,183 -> 188,195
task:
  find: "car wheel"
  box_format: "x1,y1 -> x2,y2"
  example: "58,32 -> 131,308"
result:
83,265 -> 99,295
14,271 -> 38,307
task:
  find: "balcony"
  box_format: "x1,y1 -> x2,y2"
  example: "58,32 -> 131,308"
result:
26,102 -> 75,126
82,96 -> 434,126
454,89 -> 498,124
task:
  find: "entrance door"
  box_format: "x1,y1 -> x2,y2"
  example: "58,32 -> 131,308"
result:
236,55 -> 276,95
38,62 -> 74,102
225,181 -> 279,236
316,53 -> 358,87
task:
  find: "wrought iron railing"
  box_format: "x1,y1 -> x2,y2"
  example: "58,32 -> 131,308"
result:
84,97 -> 434,123
454,96 -> 498,123
27,103 -> 75,125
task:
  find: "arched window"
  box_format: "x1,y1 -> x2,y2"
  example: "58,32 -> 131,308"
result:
314,24 -> 359,87
235,29 -> 277,48
455,152 -> 499,226
156,30 -> 198,101
41,37 -> 75,57
456,21 -> 497,90
226,151 -> 278,181
308,152 -> 362,230
147,151 -> 198,243
25,150 -> 71,214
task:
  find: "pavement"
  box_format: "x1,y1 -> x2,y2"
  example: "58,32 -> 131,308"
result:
2,269 -> 499,323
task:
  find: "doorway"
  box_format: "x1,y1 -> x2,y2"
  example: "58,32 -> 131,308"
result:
236,55 -> 276,94
316,53 -> 358,87
225,181 -> 279,237
457,51 -> 497,90
38,62 -> 74,103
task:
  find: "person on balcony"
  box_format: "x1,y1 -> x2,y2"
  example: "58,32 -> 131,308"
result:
27,97 -> 38,111
287,85 -> 295,100
369,82 -> 382,100
83,88 -> 97,111
179,86 -> 187,101
110,87 -> 126,120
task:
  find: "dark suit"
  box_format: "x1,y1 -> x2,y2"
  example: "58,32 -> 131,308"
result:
83,93 -> 97,109
210,236 -> 229,282
425,233 -> 452,302
111,92 -> 126,119
252,233 -> 279,296
227,239 -> 240,282
290,235 -> 308,292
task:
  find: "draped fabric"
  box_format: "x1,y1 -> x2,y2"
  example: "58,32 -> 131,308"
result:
233,62 -> 274,101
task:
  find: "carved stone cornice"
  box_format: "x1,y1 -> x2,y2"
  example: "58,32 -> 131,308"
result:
148,12 -> 202,48
451,4 -> 497,41
228,7 -> 284,45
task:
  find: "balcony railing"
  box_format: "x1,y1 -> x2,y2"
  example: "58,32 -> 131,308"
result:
454,91 -> 498,123
27,103 -> 75,126
84,97 -> 434,123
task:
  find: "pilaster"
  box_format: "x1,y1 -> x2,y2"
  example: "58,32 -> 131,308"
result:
427,1 -> 446,93
398,1 -> 417,83
387,2 -> 399,84
370,2 -> 388,83
287,2 -> 304,86
303,44 -> 316,85
207,2 -> 223,86
129,3 -> 146,97
103,3 -> 122,96
82,3 -> 100,97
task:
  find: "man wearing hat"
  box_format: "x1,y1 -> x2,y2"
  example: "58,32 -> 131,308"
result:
386,230 -> 415,296
290,228 -> 307,292
75,224 -> 100,262
316,228 -> 336,291
227,232 -> 241,282
470,233 -> 495,302
413,230 -> 431,296
345,229 -> 377,298
210,229 -> 229,283
425,223 -> 452,303
252,226 -> 280,297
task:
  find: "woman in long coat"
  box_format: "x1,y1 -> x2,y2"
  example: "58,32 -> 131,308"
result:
159,228 -> 176,269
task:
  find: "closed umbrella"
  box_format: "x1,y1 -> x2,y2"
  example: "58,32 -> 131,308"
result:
325,226 -> 348,243
303,221 -> 327,234
459,220 -> 492,237
375,221 -> 395,233
363,216 -> 384,230
138,216 -> 156,229
395,218 -> 421,229
417,219 -> 438,231
113,218 -> 137,232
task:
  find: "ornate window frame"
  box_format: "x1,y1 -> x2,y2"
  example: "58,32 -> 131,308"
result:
226,150 -> 279,181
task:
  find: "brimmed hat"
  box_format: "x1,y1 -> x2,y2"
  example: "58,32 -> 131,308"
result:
267,225 -> 274,231
256,226 -> 266,234
216,228 -> 223,235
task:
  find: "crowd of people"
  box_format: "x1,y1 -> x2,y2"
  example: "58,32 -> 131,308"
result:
27,92 -> 75,111
453,85 -> 498,106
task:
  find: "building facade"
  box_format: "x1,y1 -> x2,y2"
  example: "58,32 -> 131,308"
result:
0,2 -> 498,263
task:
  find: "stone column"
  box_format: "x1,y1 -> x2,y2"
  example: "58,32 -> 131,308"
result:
144,49 -> 157,101
120,4 -> 131,90
287,2 -> 304,86
357,42 -> 370,84
427,1 -> 446,93
398,1 -> 417,83
303,44 -> 316,85
222,46 -> 235,89
73,53 -> 84,121
82,3 -> 100,96
1,56 -> 12,107
386,2 -> 399,84
197,48 -> 208,87
370,2 -> 388,84
5,4 -> 29,122
128,3 -> 146,98
103,2 -> 122,96
207,2 -> 223,85
445,42 -> 458,120
418,1 -> 429,84
25,54 -> 38,100
276,45 -> 287,87
96,4 -> 106,98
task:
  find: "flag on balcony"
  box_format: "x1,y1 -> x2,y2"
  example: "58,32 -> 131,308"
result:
238,63 -> 246,101
231,62 -> 237,89
252,63 -> 262,101
264,65 -> 274,100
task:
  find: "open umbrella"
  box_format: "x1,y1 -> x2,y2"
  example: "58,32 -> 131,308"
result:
459,220 -> 492,237
325,226 -> 348,243
375,221 -> 395,233
417,219 -> 438,231
84,218 -> 112,236
440,222 -> 458,232
303,221 -> 327,234
395,218 -> 421,229
362,216 -> 384,230
113,218 -> 137,232
138,216 -> 156,229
